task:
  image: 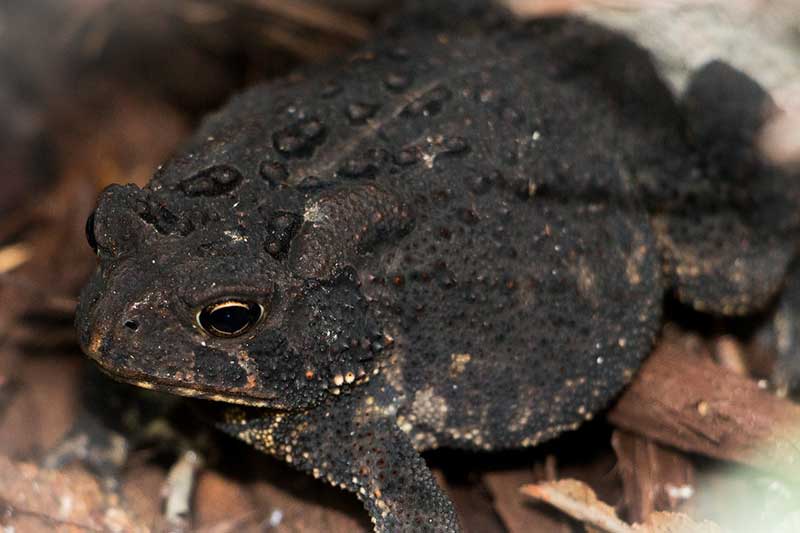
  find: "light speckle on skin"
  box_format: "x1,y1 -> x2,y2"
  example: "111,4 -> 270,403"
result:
509,404 -> 534,433
223,230 -> 248,243
409,387 -> 448,433
626,243 -> 649,285
449,353 -> 471,376
381,344 -> 406,395
397,416 -> 413,434
444,425 -> 488,447
236,351 -> 259,389
88,335 -> 103,356
303,202 -> 324,223
575,258 -> 598,303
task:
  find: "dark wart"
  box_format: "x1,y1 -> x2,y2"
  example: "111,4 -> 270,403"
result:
76,1 -> 799,531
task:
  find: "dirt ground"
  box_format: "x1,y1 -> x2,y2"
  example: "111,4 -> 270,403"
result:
2,1 -> 800,532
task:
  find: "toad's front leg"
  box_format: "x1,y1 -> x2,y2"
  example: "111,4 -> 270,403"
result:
218,403 -> 460,532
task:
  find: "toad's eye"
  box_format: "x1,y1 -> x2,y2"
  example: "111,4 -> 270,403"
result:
196,300 -> 264,338
85,210 -> 98,252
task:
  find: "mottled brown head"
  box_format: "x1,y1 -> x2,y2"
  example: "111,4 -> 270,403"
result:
77,180 -> 383,410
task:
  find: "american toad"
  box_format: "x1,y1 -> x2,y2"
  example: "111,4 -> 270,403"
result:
76,2 -> 797,531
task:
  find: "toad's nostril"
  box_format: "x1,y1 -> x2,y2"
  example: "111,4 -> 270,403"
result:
123,319 -> 140,331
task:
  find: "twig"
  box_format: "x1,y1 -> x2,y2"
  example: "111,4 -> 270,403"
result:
163,450 -> 204,532
0,243 -> 32,274
237,0 -> 370,40
609,333 -> 800,479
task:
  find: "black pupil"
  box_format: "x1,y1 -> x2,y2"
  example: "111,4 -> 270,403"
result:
199,302 -> 261,337
85,211 -> 98,251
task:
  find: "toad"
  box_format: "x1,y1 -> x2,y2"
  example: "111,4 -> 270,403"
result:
76,2 -> 797,530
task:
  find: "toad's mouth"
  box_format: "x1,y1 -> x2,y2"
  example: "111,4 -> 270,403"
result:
89,353 -> 285,409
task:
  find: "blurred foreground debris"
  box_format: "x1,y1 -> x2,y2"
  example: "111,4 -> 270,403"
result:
505,0 -> 800,166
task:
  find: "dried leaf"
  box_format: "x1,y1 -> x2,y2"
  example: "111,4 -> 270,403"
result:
520,479 -> 632,533
521,479 -> 723,533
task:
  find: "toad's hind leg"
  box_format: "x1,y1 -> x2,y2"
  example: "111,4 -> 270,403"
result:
651,61 -> 798,315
